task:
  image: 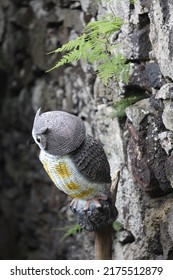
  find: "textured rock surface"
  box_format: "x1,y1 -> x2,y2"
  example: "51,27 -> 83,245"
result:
149,0 -> 173,81
1,0 -> 173,260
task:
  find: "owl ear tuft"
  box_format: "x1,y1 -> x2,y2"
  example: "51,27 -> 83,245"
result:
35,107 -> 42,118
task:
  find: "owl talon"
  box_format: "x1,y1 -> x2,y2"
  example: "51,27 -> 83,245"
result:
70,195 -> 108,212
70,198 -> 78,211
84,195 -> 108,211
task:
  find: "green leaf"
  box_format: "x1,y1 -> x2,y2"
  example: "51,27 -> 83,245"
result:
112,221 -> 123,231
60,224 -> 82,241
47,13 -> 129,85
111,93 -> 148,119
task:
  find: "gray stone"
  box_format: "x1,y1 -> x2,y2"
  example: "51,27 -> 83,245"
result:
165,156 -> 173,188
149,1 -> 173,81
145,62 -> 164,89
128,63 -> 148,90
139,0 -> 151,9
125,98 -> 151,130
130,23 -> 151,61
162,102 -> 173,131
158,131 -> 173,155
63,9 -> 85,33
30,0 -> 48,19
168,208 -> 173,242
29,21 -> 47,70
14,7 -> 34,29
155,83 -> 173,100
117,230 -> 135,244
126,97 -> 172,198
93,105 -> 125,174
159,200 -> 173,259
80,0 -> 90,12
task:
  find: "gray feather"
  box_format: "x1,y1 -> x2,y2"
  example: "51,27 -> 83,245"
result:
32,109 -> 86,156
70,134 -> 111,183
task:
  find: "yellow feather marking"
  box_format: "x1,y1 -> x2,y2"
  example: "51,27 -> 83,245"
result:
70,188 -> 94,199
55,162 -> 71,179
42,161 -> 56,185
66,182 -> 80,190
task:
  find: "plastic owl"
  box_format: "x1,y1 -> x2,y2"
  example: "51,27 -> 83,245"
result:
32,108 -> 111,210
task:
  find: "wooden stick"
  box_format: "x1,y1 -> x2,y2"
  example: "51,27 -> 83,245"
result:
95,224 -> 113,259
110,169 -> 120,206
94,170 -> 120,260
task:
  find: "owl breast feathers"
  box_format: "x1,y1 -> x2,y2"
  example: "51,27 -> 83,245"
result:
32,109 -> 111,200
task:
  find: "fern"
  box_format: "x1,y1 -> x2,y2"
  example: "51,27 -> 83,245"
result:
61,224 -> 82,240
50,49 -> 83,70
112,221 -> 123,231
53,223 -> 82,240
53,34 -> 86,53
129,0 -> 137,4
97,54 -> 129,85
111,92 -> 148,119
47,13 -> 129,85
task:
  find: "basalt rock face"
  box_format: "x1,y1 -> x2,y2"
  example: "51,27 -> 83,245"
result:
1,0 -> 173,260
106,0 -> 173,260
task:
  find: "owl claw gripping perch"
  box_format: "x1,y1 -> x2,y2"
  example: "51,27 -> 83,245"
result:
32,108 -> 117,231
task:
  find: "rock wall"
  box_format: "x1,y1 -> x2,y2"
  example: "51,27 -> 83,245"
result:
1,0 -> 173,260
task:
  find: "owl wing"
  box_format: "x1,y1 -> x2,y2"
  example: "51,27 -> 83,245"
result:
70,134 -> 111,183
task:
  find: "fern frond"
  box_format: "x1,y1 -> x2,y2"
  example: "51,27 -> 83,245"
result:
47,13 -> 129,85
96,53 -> 129,85
61,224 -> 82,240
52,34 -> 86,54
129,0 -> 137,4
111,92 -> 148,118
87,43 -> 105,63
86,16 -> 123,37
46,49 -> 83,72
111,54 -> 130,83
97,60 -> 115,84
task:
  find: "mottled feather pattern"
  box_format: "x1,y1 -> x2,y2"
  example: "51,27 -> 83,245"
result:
70,134 -> 111,183
32,109 -> 111,201
39,150 -> 109,200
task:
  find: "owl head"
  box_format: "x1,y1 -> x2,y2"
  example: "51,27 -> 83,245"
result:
32,108 -> 86,156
